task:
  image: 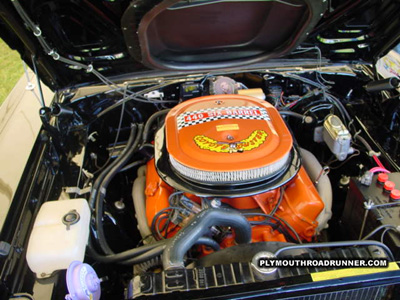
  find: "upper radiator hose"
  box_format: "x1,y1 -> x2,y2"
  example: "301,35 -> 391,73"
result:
162,208 -> 252,269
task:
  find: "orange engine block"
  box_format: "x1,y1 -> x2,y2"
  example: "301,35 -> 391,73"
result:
145,158 -> 324,246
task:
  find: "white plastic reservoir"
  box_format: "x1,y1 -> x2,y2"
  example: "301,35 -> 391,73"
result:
26,198 -> 91,278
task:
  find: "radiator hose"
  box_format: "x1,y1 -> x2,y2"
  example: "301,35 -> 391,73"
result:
162,208 -> 252,269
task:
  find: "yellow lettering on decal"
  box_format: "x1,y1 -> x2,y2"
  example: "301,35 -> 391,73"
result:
216,124 -> 240,132
194,130 -> 268,153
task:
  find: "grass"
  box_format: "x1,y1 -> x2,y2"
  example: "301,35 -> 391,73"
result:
0,39 -> 24,105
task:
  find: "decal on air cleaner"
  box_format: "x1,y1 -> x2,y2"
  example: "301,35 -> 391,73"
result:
194,130 -> 268,153
177,106 -> 270,129
216,124 -> 240,131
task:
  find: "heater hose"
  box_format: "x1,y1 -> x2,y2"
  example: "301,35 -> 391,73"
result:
95,124 -> 144,255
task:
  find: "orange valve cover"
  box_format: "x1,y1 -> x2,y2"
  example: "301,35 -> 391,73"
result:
164,95 -> 293,184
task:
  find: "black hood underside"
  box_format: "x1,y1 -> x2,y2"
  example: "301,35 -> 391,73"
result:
0,0 -> 400,90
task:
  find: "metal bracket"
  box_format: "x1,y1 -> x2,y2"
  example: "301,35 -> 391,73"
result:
0,241 -> 12,256
64,186 -> 92,195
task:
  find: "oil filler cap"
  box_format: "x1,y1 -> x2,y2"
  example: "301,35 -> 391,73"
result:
377,173 -> 389,184
390,189 -> 400,201
383,181 -> 395,192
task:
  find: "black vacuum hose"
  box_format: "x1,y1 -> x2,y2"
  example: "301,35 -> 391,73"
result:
95,124 -> 144,255
87,239 -> 167,263
88,236 -> 219,265
279,111 -> 313,124
142,109 -> 170,143
89,124 -> 137,209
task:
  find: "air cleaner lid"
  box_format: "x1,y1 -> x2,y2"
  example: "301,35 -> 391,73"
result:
164,95 -> 293,183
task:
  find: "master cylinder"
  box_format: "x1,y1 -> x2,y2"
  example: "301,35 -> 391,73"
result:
322,114 -> 352,161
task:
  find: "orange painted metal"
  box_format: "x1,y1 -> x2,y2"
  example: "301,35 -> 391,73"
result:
145,161 -> 324,243
164,94 -> 293,173
145,159 -> 174,228
220,222 -> 287,246
223,189 -> 280,210
217,167 -> 324,241
145,94 -> 324,246
251,225 -> 287,243
275,167 -> 325,241
219,224 -> 287,249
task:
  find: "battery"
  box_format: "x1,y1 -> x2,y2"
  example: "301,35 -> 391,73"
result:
341,173 -> 400,259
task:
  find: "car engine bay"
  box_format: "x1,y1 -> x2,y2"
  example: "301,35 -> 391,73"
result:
20,66 -> 400,299
1,0 -> 400,298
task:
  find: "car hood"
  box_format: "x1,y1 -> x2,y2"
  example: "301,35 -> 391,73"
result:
1,0 -> 400,91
